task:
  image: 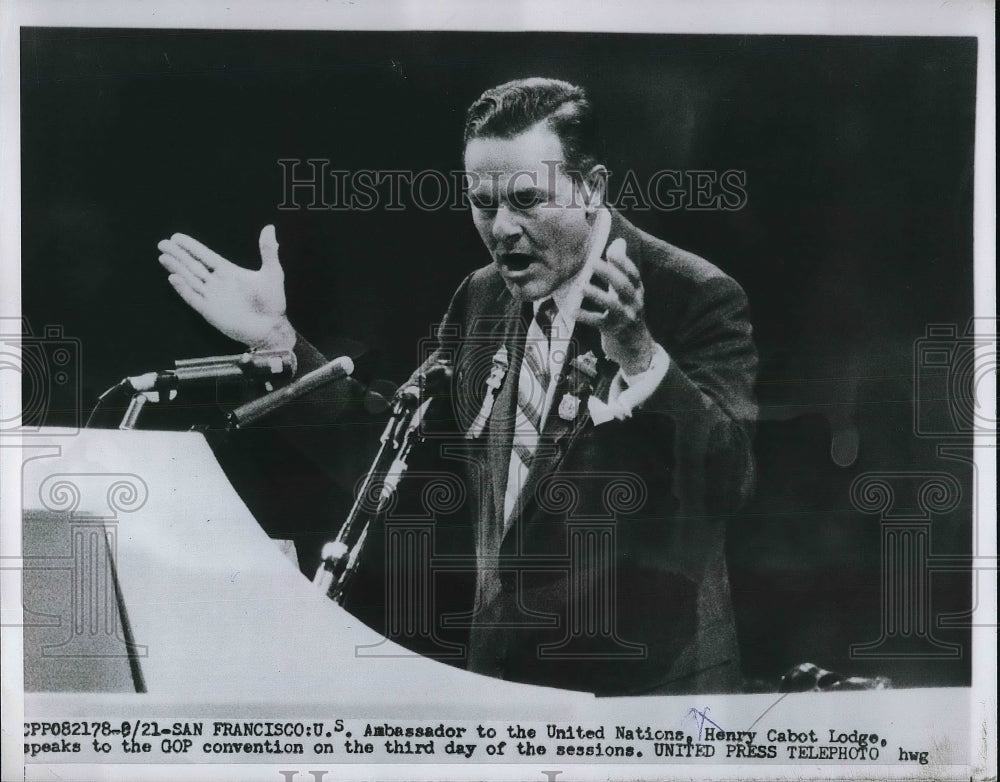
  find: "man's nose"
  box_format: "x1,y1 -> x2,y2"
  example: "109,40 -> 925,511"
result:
491,203 -> 523,243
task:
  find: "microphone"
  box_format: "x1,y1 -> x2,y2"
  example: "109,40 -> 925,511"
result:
392,360 -> 453,405
227,355 -> 355,430
123,349 -> 296,393
419,360 -> 453,392
386,361 -> 452,445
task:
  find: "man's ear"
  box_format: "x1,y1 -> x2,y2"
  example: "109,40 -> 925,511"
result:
583,165 -> 608,213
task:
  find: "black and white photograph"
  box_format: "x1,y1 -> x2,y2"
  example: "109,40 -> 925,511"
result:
2,2 -> 995,781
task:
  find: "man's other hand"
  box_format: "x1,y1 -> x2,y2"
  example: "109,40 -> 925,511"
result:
157,224 -> 296,350
578,237 -> 655,375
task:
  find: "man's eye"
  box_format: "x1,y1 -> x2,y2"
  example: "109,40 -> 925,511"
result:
469,194 -> 497,211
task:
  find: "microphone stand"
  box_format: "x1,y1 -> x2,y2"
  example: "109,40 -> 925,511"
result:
314,385 -> 435,604
119,387 -> 180,430
119,390 -> 155,430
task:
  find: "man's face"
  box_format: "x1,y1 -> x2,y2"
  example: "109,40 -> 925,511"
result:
464,122 -> 596,302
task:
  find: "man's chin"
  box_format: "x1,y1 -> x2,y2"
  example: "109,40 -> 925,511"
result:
502,276 -> 551,303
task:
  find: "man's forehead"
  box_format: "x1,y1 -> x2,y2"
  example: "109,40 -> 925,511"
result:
463,167 -> 563,190
463,122 -> 567,175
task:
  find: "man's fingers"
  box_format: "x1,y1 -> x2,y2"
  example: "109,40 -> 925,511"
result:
575,307 -> 607,329
605,238 -> 641,288
167,274 -> 206,310
582,280 -> 642,329
159,252 -> 207,289
581,282 -> 622,319
157,250 -> 182,274
158,238 -> 216,281
591,257 -> 635,303
169,232 -> 226,272
606,237 -> 627,258
258,224 -> 281,269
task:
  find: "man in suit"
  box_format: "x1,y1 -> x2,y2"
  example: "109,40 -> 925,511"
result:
157,77 -> 757,695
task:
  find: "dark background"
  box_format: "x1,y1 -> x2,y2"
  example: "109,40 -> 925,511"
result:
21,29 -> 976,688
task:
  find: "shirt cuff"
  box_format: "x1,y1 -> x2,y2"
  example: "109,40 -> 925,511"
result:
587,343 -> 671,425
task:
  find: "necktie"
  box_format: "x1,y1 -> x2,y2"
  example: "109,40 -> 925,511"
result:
504,298 -> 557,524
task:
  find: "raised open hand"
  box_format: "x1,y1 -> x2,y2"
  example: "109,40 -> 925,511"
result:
157,225 -> 296,350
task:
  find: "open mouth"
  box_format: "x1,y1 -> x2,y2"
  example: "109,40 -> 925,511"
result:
498,252 -> 535,273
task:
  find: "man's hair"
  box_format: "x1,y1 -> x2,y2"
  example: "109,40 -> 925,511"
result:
463,77 -> 603,177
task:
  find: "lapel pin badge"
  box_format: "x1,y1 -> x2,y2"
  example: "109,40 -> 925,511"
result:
570,350 -> 599,379
558,351 -> 601,422
558,392 -> 581,421
466,344 -> 509,439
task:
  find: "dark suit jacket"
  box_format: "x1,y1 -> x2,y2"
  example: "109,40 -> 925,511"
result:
393,210 -> 758,695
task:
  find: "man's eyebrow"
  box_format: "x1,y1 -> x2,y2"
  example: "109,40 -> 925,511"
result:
508,183 -> 546,194
464,176 -> 496,192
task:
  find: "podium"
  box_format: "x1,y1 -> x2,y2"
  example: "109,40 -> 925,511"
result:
19,428 -> 572,705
